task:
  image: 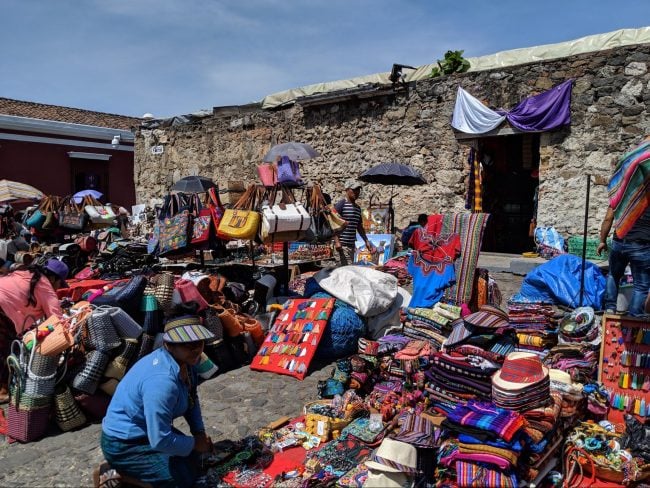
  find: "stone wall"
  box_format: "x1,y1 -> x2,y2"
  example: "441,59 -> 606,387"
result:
135,43 -> 650,236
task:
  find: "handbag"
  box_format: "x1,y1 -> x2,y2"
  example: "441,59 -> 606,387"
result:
260,186 -> 311,241
40,195 -> 60,230
75,235 -> 97,253
54,384 -> 87,432
304,185 -> 334,243
257,162 -> 278,187
83,308 -> 122,352
72,349 -> 110,395
59,196 -> 88,230
107,307 -> 143,339
84,196 -> 116,224
276,156 -> 303,185
326,204 -> 347,233
25,208 -> 46,230
39,310 -> 89,357
217,184 -> 261,241
158,210 -> 192,255
207,186 -> 225,235
175,279 -> 209,311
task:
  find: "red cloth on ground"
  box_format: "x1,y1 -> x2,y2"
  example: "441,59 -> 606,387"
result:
56,279 -> 123,301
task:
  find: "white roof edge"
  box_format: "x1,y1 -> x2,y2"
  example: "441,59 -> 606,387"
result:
0,114 -> 135,142
262,26 -> 650,109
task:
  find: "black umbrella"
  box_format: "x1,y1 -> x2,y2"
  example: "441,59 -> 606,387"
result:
262,142 -> 320,162
171,176 -> 216,193
358,162 -> 427,186
358,163 -> 427,233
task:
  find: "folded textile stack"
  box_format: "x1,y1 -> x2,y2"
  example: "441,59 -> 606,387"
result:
403,303 -> 461,347
436,401 -> 527,487
443,305 -> 517,361
543,343 -> 598,383
508,303 -> 558,359
424,351 -> 500,413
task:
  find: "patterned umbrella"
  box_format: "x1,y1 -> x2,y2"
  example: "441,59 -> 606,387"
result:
262,142 -> 320,162
0,179 -> 44,203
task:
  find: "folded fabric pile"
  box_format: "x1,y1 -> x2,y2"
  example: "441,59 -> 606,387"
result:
543,343 -> 598,383
425,350 -> 500,414
436,401 -> 527,487
508,303 -> 558,359
403,303 -> 461,347
443,305 -> 517,361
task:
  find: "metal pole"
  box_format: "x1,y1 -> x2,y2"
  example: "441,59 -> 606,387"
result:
579,175 -> 591,307
282,241 -> 289,295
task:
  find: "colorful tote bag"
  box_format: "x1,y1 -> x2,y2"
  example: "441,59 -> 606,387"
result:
158,210 -> 191,255
276,156 -> 303,185
191,208 -> 212,245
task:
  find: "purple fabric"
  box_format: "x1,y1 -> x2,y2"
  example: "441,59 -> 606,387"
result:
500,79 -> 573,132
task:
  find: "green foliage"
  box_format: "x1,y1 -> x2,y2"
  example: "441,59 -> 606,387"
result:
430,50 -> 471,78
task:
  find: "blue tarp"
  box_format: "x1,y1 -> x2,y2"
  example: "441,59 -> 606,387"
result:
514,254 -> 606,309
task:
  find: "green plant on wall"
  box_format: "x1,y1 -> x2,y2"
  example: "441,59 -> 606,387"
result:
431,50 -> 470,77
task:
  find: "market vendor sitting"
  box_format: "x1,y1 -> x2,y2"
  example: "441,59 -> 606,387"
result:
99,314 -> 216,487
0,258 -> 67,403
401,213 -> 428,249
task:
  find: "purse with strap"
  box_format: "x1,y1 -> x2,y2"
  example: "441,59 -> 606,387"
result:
304,184 -> 334,243
188,193 -> 212,245
257,162 -> 278,187
217,184 -> 261,241
276,156 -> 303,185
260,186 -> 311,241
59,196 -> 88,231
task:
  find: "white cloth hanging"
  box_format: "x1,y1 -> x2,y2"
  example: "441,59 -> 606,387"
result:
451,86 -> 506,134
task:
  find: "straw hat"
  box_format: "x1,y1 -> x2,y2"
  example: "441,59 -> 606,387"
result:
363,471 -> 409,488
162,315 -> 216,344
365,438 -> 418,475
492,352 -> 549,391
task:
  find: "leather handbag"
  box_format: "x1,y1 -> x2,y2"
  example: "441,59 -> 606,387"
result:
40,195 -> 60,231
257,162 -> 278,187
59,196 -> 88,230
260,186 -> 311,241
83,196 -> 116,224
25,208 -> 46,230
304,185 -> 334,243
217,184 -> 260,241
192,208 -> 212,245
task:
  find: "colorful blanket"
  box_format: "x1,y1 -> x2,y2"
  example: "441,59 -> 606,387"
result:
608,137 -> 650,238
441,213 -> 491,305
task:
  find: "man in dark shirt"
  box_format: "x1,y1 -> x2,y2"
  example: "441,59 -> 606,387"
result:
334,180 -> 375,266
598,202 -> 650,315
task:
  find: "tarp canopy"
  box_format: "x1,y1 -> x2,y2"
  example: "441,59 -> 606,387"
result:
261,27 -> 650,109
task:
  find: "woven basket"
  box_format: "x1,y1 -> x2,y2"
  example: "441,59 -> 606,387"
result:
85,308 -> 122,351
108,307 -> 143,339
27,349 -> 60,378
54,385 -> 87,432
9,386 -> 51,410
7,402 -> 50,443
154,273 -> 175,316
72,349 -> 109,394
203,309 -> 224,342
303,399 -> 352,442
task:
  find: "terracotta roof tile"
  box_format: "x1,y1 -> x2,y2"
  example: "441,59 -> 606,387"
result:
0,97 -> 141,130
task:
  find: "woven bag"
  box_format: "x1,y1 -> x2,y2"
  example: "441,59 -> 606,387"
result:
22,342 -> 58,397
84,309 -> 122,352
154,273 -> 175,316
54,384 -> 87,432
104,356 -> 129,380
203,308 -> 224,342
7,402 -> 50,443
108,307 -> 143,339
72,349 -> 109,395
197,352 -> 219,380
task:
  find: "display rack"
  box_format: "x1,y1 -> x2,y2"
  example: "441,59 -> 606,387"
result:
598,313 -> 650,426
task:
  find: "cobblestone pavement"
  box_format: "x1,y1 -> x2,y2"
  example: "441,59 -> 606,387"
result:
0,271 -> 524,487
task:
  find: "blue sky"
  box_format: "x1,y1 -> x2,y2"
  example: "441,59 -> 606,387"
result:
2,0 -> 649,118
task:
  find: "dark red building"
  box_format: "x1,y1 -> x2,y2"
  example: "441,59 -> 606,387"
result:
0,98 -> 141,207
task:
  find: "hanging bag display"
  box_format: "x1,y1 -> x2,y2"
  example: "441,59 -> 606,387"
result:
260,185 -> 311,242
304,185 -> 335,243
59,196 -> 88,230
189,193 -> 212,245
276,156 -> 303,185
157,209 -> 192,255
207,186 -> 225,235
217,184 -> 261,241
83,195 -> 116,224
257,162 -> 278,187
40,195 -> 60,230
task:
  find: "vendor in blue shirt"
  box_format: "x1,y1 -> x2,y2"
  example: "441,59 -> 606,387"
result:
100,315 -> 216,487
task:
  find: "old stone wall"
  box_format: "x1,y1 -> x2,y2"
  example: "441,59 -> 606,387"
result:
135,43 -> 650,236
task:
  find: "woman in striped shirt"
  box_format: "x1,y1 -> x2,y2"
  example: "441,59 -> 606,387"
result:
334,180 -> 375,266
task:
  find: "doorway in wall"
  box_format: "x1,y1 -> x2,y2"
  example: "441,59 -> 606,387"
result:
70,158 -> 109,202
479,133 -> 540,254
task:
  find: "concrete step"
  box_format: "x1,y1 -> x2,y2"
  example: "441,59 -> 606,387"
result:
477,251 -> 609,276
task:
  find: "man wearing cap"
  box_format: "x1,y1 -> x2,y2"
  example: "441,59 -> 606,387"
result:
100,315 -> 216,487
0,258 -> 66,403
334,179 -> 375,266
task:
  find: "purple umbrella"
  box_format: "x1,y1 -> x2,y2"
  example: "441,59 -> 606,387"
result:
73,189 -> 103,203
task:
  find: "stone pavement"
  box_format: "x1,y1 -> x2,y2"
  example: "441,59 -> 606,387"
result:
0,271 -> 525,487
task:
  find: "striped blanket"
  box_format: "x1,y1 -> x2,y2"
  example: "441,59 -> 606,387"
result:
608,137 -> 650,238
442,213 -> 490,305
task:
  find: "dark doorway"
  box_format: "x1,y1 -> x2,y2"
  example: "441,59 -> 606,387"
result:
480,133 -> 540,254
70,158 -> 109,202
